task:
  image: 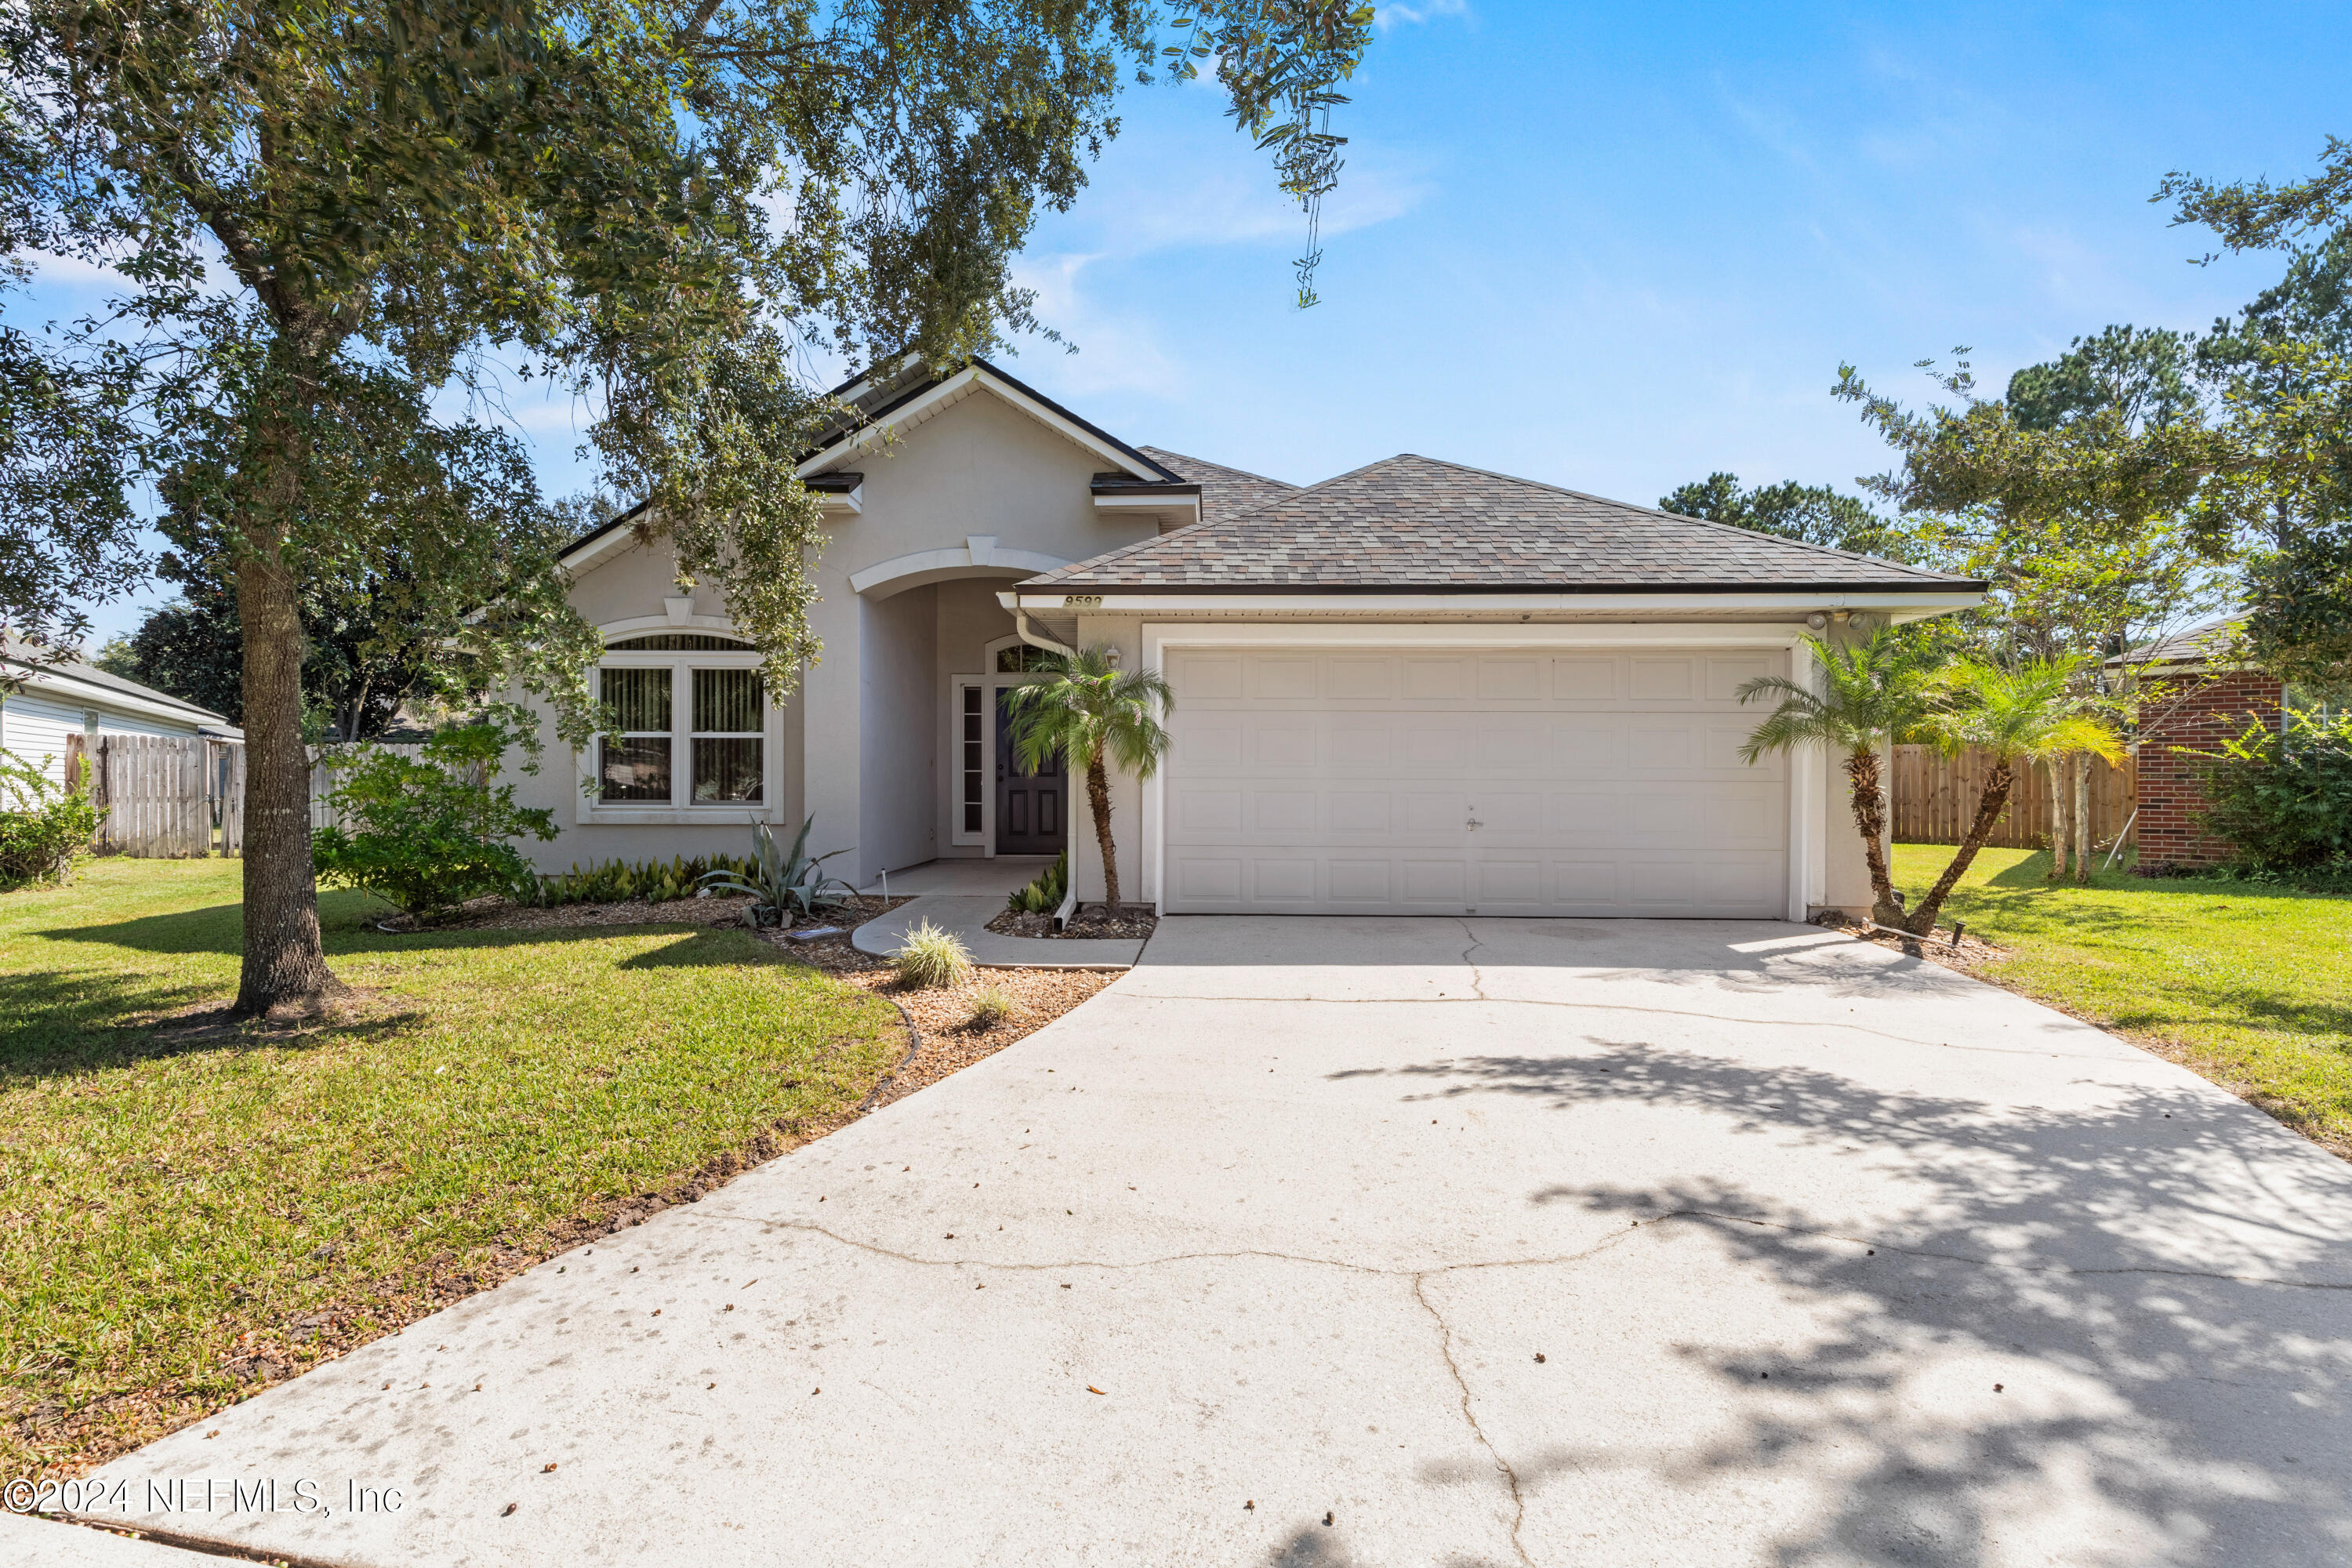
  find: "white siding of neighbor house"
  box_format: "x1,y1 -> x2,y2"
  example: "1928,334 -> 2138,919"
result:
0,691 -> 202,787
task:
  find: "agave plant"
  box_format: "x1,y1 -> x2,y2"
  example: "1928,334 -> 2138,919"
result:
698,815 -> 858,928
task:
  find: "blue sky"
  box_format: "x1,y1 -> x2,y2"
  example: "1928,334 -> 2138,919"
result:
30,0 -> 2352,641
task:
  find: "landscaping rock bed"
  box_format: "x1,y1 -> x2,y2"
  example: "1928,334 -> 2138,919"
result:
768,923 -> 1119,1109
984,905 -> 1159,940
1811,909 -> 2007,972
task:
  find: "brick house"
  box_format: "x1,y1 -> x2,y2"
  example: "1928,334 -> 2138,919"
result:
2112,621 -> 2285,869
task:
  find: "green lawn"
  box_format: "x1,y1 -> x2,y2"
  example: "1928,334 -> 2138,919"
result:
1,857 -> 900,1475
1893,843 -> 2352,1155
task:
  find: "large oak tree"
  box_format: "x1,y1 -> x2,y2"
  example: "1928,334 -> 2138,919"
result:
2,0 -> 1375,1013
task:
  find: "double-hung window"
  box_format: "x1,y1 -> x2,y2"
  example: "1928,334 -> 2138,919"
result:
597,634 -> 765,808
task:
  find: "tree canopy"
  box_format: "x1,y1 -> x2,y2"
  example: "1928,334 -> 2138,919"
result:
1657,473 -> 1925,563
1,0 -> 1379,1011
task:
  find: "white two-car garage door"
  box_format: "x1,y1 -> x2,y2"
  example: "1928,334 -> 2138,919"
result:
1160,646 -> 1791,917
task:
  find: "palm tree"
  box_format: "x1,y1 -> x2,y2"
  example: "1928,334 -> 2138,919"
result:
1003,646 -> 1174,916
1902,655 -> 2122,935
1738,630 -> 1945,927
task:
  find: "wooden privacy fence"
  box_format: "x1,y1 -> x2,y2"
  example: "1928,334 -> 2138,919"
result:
70,733 -> 247,858
1892,743 -> 2137,851
53,736 -> 468,857
308,743 -> 437,833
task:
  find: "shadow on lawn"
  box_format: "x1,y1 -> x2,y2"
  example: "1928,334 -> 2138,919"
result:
10,907 -> 775,1080
1348,1043 -> 2352,1566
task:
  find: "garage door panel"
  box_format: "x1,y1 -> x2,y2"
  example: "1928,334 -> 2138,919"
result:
1628,658 -> 1697,702
1403,658 -> 1473,699
1478,657 -> 1546,700
1251,720 -> 1319,770
1401,860 -> 1467,903
1475,724 -> 1545,770
1174,653 -> 1244,699
1550,720 -> 1626,774
1626,723 -> 1695,770
1549,657 -> 1619,701
1163,646 -> 1789,916
1400,792 -> 1468,833
1252,656 -> 1318,700
1707,655 -> 1778,701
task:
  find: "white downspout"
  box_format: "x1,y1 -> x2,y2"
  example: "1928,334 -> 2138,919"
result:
997,592 -> 1076,658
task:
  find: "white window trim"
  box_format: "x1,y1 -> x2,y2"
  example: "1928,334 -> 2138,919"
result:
946,635 -> 1065,855
579,637 -> 779,826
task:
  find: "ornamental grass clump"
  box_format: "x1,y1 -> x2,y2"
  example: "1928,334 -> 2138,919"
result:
967,985 -> 1014,1029
891,920 -> 973,989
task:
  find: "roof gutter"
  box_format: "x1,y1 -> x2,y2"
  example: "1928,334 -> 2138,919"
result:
996,593 -> 1076,658
1008,588 -> 1986,619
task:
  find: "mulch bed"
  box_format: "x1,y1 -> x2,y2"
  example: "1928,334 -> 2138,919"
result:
985,905 -> 1159,940
767,923 -> 1120,1109
1811,910 -> 2007,972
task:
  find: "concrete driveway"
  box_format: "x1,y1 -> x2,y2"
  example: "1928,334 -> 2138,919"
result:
64,918 -> 2352,1567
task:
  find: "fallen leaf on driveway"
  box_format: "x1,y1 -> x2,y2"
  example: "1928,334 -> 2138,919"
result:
1087,1385 -> 1106,1396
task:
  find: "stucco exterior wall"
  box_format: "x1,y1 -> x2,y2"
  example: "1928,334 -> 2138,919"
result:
860,585 -> 939,876
794,389 -> 1160,884
536,382 -> 1160,885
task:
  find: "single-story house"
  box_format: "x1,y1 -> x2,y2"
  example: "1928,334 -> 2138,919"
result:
516,359 -> 1987,918
0,639 -> 242,787
2108,619 -> 2285,869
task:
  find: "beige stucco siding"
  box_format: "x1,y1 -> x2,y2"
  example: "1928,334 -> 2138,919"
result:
532,381 -> 1157,884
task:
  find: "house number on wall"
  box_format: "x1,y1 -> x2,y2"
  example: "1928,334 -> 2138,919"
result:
1061,594 -> 1104,608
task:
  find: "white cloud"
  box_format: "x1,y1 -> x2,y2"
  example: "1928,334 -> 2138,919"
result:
1377,0 -> 1469,27
1006,252 -> 1185,400
21,250 -> 121,288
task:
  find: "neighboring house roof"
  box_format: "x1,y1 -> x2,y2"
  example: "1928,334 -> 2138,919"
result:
1023,454 -> 1986,593
2104,618 -> 2252,673
1134,448 -> 1298,526
0,637 -> 241,735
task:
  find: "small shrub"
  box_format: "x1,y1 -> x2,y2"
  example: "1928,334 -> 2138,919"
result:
0,752 -> 101,890
967,985 -> 1014,1029
699,816 -> 858,927
311,719 -> 556,924
2194,712 -> 2352,872
1006,851 -> 1068,915
891,919 -> 973,989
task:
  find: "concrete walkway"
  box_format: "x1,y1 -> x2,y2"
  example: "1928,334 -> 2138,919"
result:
66,918 -> 2352,1566
851,857 -> 1144,970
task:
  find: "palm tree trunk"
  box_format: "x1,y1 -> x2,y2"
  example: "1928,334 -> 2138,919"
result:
1843,749 -> 1902,926
2072,753 -> 2091,884
1906,757 -> 2014,935
1085,750 -> 1120,915
2046,760 -> 2068,880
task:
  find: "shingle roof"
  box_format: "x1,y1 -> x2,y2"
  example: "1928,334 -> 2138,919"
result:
1135,447 -> 1298,526
1023,455 -> 1984,593
0,637 -> 234,725
2105,618 -> 2242,670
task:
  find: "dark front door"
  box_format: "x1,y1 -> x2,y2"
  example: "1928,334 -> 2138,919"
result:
996,690 -> 1067,855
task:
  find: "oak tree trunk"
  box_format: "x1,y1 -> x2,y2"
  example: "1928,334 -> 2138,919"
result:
1843,748 -> 1902,927
1906,757 -> 2014,935
231,392 -> 345,1016
1086,750 -> 1120,916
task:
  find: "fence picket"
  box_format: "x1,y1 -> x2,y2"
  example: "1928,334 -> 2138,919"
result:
1892,744 -> 2136,851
